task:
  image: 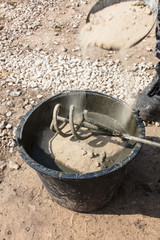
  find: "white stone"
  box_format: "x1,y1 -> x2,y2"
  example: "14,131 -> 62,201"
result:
61,45 -> 67,52
6,111 -> 12,117
72,24 -> 78,28
155,122 -> 160,127
0,121 -> 5,129
37,94 -> 43,99
9,161 -> 20,170
10,91 -> 21,97
53,41 -> 59,45
6,124 -> 12,129
9,140 -> 16,147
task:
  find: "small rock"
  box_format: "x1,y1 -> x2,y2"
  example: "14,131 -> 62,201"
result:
35,59 -> 43,66
6,124 -> 12,129
61,45 -> 67,52
25,227 -> 30,232
9,148 -> 14,154
9,161 -> 20,170
146,8 -> 152,15
37,94 -> 43,99
10,91 -> 21,97
12,127 -> 17,138
131,66 -> 138,72
23,99 -> 29,106
7,101 -> 13,106
0,130 -> 7,137
26,32 -> 33,36
143,121 -> 147,127
25,104 -> 32,111
30,82 -> 37,88
9,140 -> 16,147
146,47 -> 152,52
6,111 -> 12,117
72,24 -> 78,29
0,121 -> 5,129
0,58 -> 5,62
95,161 -> 101,167
72,47 -> 80,52
1,80 -> 5,86
155,122 -> 160,127
53,41 -> 59,45
0,164 -> 7,170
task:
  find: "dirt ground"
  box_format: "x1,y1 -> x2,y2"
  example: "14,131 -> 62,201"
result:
0,0 -> 160,239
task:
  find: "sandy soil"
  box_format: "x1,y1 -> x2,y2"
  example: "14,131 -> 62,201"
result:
0,0 -> 160,240
80,1 -> 155,50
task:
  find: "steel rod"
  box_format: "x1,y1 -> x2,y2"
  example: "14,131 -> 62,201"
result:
122,134 -> 160,148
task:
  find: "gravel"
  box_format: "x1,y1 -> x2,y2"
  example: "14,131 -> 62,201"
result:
0,46 -> 154,101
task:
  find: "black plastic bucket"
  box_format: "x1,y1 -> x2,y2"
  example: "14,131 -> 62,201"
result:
16,90 -> 145,212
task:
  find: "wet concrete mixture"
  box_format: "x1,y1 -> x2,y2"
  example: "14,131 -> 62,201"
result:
40,126 -> 133,174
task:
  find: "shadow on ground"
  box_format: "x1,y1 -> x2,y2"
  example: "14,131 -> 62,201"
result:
92,136 -> 160,218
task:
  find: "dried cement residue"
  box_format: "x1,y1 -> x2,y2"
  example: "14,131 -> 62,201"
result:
80,1 -> 155,51
40,126 -> 134,174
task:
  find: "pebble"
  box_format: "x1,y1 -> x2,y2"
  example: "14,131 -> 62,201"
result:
10,91 -> 21,97
25,104 -> 32,111
72,24 -> 78,28
23,99 -> 29,106
0,164 -> 7,170
146,47 -> 152,52
155,122 -> 160,127
61,45 -> 67,52
0,121 -> 6,129
6,111 -> 12,117
37,94 -> 43,99
25,227 -> 30,232
9,161 -> 20,170
9,139 -> 16,147
53,41 -> 59,45
6,124 -> 12,129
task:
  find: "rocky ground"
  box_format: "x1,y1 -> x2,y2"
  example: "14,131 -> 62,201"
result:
0,0 -> 160,239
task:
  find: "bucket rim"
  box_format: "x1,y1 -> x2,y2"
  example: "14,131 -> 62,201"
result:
16,90 -> 145,180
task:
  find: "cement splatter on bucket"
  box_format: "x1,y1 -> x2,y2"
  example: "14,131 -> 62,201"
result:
16,90 -> 145,212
